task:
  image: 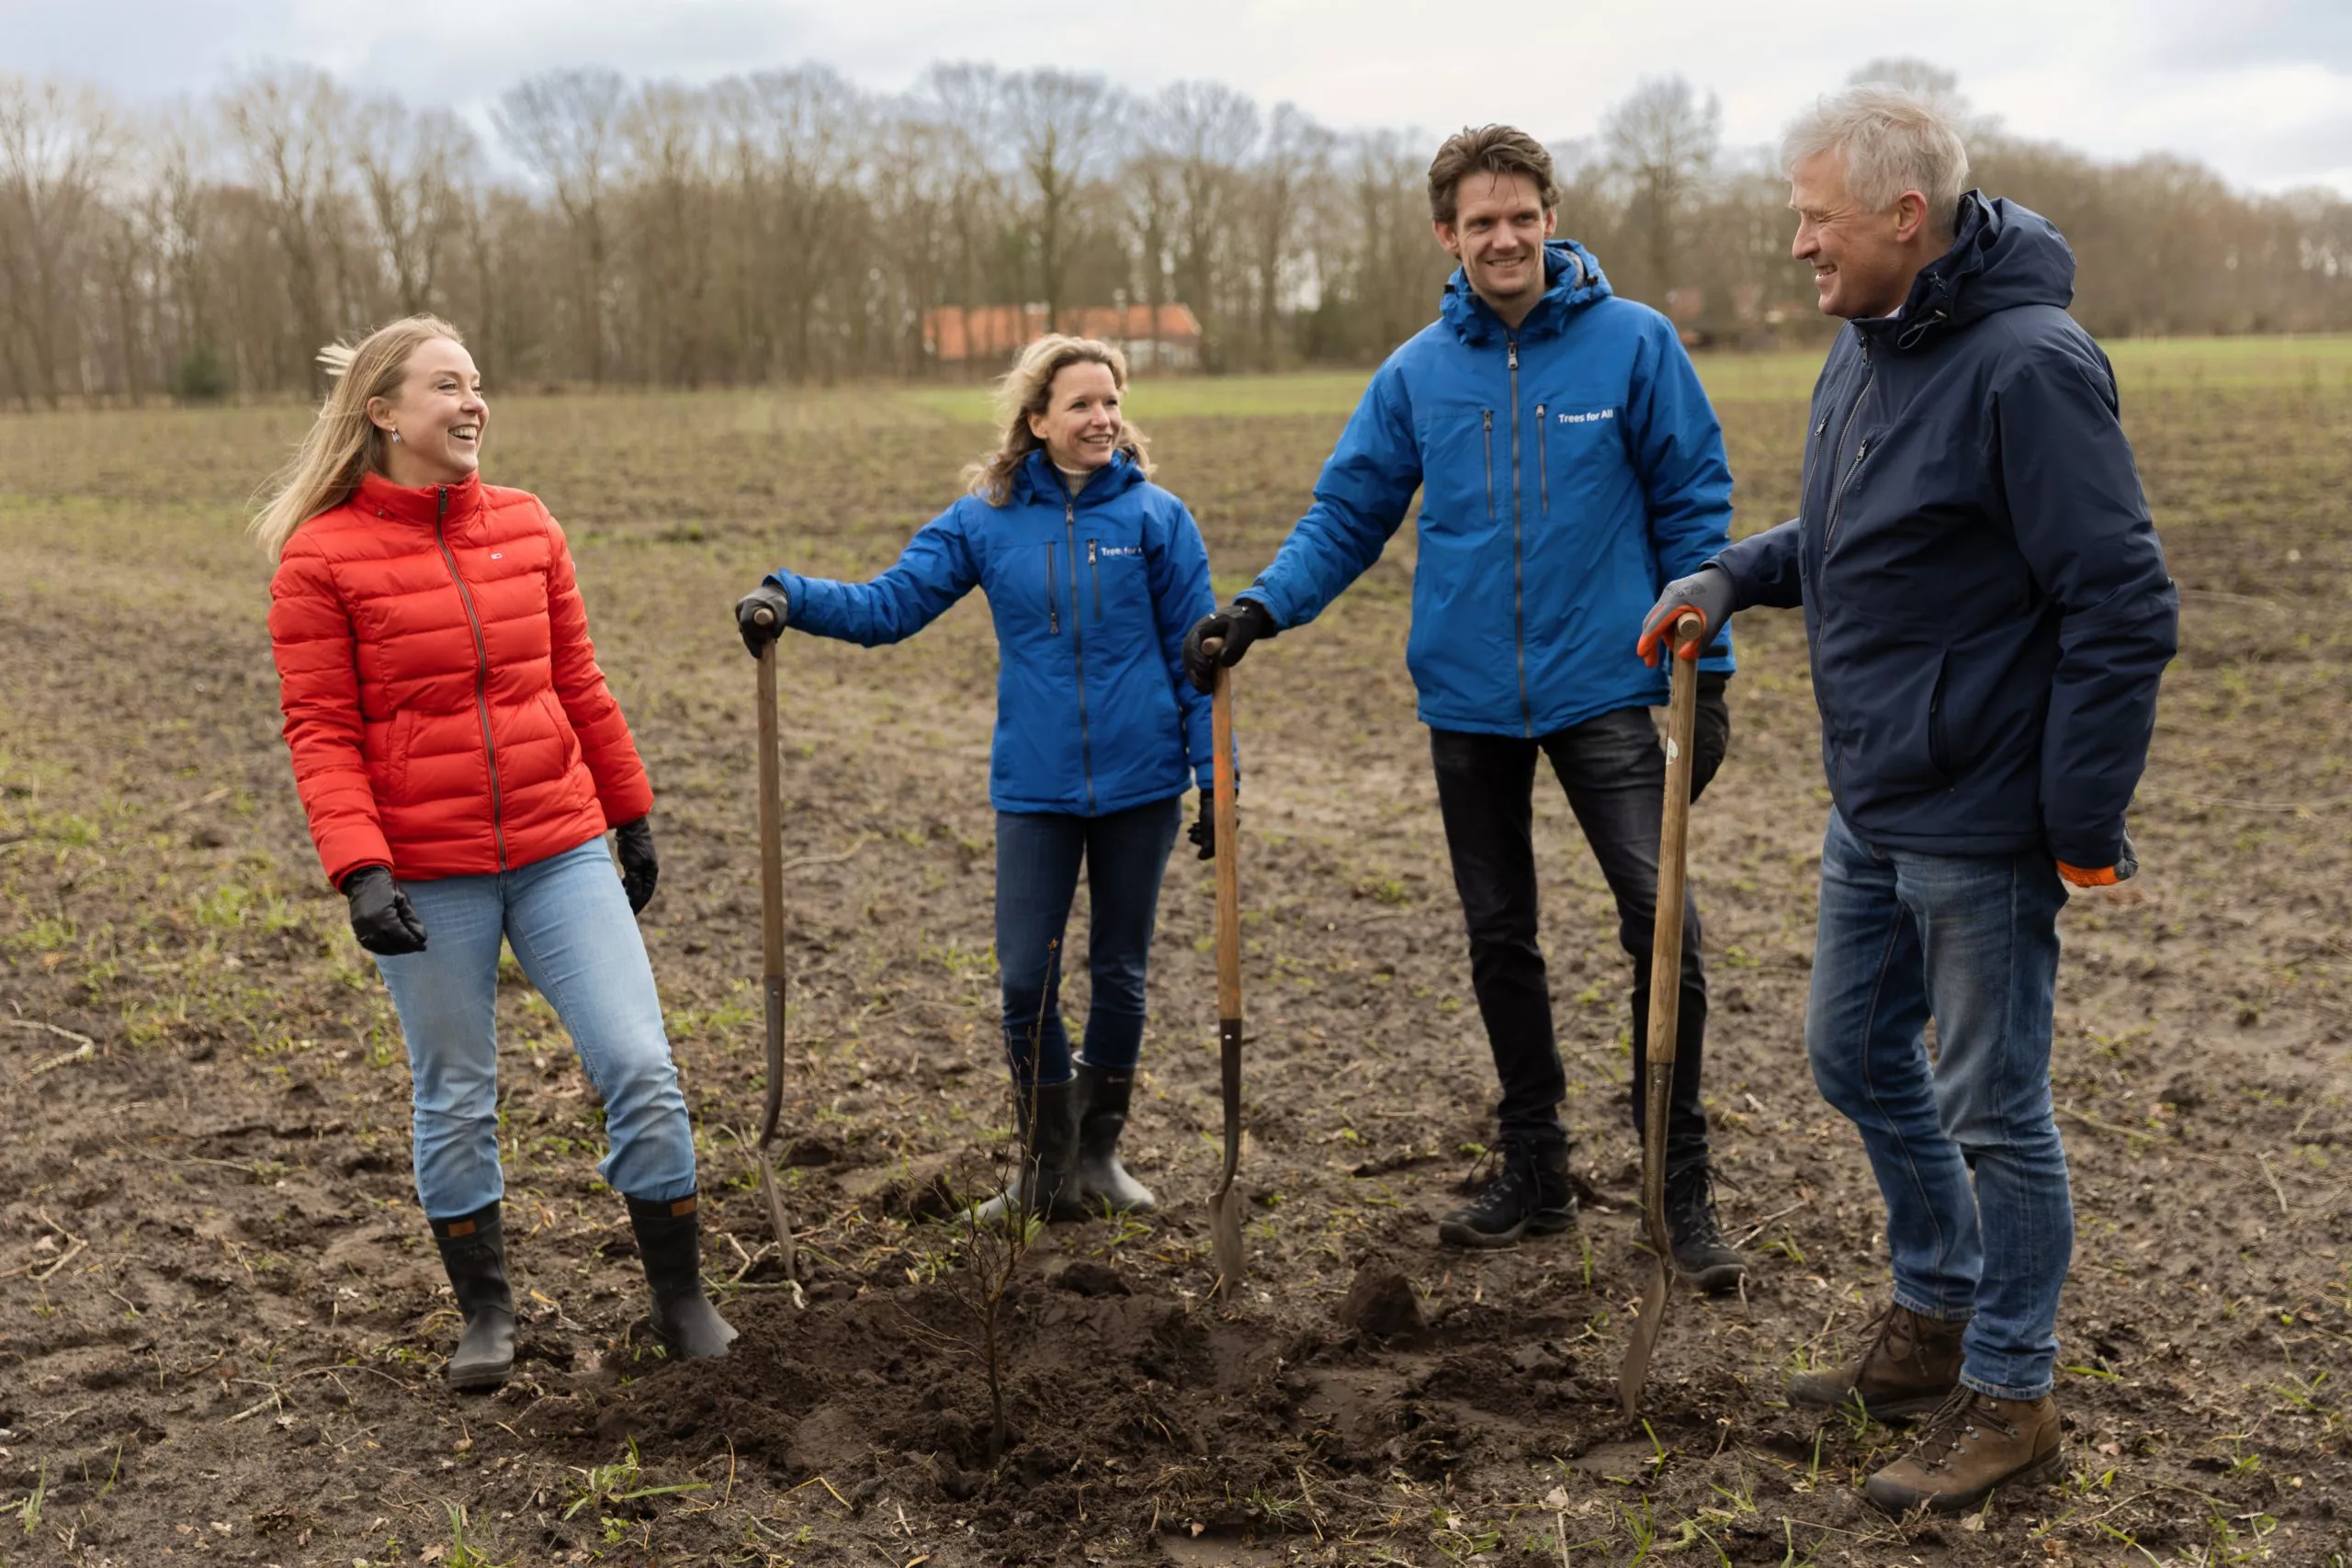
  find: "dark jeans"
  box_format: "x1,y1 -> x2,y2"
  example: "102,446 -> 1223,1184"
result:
995,794 -> 1183,1088
1430,707 -> 1712,1174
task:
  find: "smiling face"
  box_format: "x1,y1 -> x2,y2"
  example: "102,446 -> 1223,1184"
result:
1788,149 -> 1933,321
1025,359 -> 1124,475
1434,170 -> 1556,324
368,337 -> 486,486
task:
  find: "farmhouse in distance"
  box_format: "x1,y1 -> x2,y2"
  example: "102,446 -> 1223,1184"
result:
924,303 -> 1206,372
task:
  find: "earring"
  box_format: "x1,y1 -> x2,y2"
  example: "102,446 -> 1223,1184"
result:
389,430 -> 402,445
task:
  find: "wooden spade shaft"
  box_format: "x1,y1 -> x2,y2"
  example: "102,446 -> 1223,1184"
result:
1617,611 -> 1703,1416
752,620 -> 796,1274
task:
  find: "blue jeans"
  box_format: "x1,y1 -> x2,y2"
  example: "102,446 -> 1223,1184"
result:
995,795 -> 1184,1087
1807,809 -> 2073,1401
374,836 -> 699,1219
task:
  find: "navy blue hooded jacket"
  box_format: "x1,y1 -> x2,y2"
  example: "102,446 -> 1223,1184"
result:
1713,194 -> 2177,867
1241,241 -> 1736,737
765,449 -> 1216,817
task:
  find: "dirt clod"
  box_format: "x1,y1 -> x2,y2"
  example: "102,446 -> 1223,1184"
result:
1337,1258 -> 1428,1338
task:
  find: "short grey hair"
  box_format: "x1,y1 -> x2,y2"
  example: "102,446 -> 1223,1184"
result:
1781,85 -> 1970,238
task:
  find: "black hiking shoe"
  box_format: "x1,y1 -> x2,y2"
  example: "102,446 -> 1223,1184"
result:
430,1201 -> 516,1392
1437,1139 -> 1577,1248
624,1192 -> 738,1360
1663,1164 -> 1748,1294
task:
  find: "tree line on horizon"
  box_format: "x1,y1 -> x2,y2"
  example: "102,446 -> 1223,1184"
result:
2,55 -> 2349,408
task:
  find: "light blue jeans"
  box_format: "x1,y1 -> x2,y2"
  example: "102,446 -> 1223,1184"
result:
374,836 -> 698,1219
1807,809 -> 2074,1401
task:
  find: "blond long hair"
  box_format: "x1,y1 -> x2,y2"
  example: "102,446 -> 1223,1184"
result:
962,334 -> 1152,507
251,314 -> 466,558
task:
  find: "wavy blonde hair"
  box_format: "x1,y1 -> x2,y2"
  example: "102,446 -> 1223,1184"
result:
962,333 -> 1151,507
250,314 -> 467,558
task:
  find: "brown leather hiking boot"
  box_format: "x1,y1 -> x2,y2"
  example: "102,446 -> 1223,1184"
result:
1787,1303 -> 1964,1421
1862,1387 -> 2062,1514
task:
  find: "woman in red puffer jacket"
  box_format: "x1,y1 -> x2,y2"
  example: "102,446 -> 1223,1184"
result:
257,315 -> 732,1390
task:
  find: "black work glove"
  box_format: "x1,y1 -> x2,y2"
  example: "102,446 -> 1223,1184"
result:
1188,787 -> 1216,861
1182,599 -> 1278,694
614,815 -> 658,913
1637,565 -> 1736,667
735,582 -> 791,657
343,864 -> 427,955
1691,671 -> 1731,802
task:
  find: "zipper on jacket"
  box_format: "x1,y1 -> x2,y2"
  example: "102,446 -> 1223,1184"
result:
1508,337 -> 1532,738
1088,537 -> 1102,623
1481,410 -> 1495,517
432,486 -> 508,871
1823,349 -> 1879,556
1534,403 -> 1549,515
1045,542 -> 1059,635
1064,502 -> 1097,813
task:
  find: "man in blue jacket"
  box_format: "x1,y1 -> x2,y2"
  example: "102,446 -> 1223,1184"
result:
1640,86 -> 2177,1513
1184,125 -> 1747,1287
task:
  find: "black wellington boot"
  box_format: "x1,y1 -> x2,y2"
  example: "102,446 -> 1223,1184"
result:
623,1192 -> 738,1359
430,1201 -> 516,1392
1069,1063 -> 1157,1215
972,1077 -> 1089,1226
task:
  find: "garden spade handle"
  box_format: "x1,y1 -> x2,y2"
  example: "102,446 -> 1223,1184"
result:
1204,641 -> 1247,1292
751,606 -> 796,1273
1618,609 -> 1703,1416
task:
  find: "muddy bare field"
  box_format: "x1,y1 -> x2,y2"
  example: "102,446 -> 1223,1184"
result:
2,358 -> 2349,1567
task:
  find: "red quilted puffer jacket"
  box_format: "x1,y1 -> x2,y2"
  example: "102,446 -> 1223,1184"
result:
268,470 -> 654,887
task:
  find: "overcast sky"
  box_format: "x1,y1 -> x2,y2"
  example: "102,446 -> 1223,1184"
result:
6,0 -> 2348,197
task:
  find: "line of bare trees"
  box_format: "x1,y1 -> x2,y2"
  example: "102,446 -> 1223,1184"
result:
4,56 -> 2349,407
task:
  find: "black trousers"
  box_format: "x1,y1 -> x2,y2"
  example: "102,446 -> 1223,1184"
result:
1430,707 -> 1712,1176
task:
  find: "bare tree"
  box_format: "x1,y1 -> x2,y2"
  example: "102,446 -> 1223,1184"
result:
0,75 -> 115,407
1000,69 -> 1119,328
497,68 -> 628,384
353,97 -> 478,317
220,66 -> 345,389
1149,81 -> 1259,369
1601,74 -> 1722,300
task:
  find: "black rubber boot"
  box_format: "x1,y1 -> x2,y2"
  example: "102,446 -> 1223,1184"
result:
1069,1063 -> 1157,1215
972,1077 -> 1089,1226
1664,1164 -> 1748,1294
1437,1138 -> 1577,1248
623,1192 -> 738,1359
430,1201 -> 516,1391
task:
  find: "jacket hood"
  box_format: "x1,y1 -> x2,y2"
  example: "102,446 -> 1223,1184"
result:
353,468 -> 484,526
1010,446 -> 1148,507
1879,193 -> 2076,351
1441,240 -> 1613,344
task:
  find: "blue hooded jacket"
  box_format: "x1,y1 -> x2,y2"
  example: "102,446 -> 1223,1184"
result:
1713,195 -> 2178,867
765,449 -> 1216,817
1240,241 -> 1736,737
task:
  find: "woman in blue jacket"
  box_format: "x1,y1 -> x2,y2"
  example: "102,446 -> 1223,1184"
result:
735,334 -> 1216,1223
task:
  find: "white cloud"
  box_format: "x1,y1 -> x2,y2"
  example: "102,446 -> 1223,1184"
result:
3,0 -> 2346,195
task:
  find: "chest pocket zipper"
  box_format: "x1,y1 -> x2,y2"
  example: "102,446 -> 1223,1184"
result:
1534,404 -> 1548,514
1482,410 -> 1496,517
1045,542 -> 1059,635
1088,538 -> 1102,622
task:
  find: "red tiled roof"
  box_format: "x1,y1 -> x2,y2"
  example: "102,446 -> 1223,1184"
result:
923,303 -> 1203,362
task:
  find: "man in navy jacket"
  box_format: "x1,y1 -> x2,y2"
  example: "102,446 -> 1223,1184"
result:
1185,125 -> 1747,1286
1641,86 -> 2177,1514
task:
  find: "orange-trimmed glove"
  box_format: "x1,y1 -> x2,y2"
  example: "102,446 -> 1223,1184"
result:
2057,832 -> 2138,888
1637,566 -> 1735,667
